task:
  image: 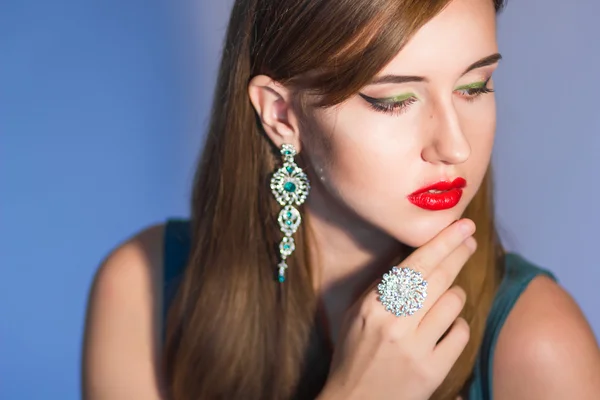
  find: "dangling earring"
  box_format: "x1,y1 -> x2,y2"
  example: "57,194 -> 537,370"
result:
270,143 -> 310,283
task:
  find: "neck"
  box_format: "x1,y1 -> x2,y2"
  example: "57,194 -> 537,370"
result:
304,181 -> 409,296
303,181 -> 411,347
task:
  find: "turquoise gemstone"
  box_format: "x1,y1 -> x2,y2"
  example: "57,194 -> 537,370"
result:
278,275 -> 285,282
286,220 -> 292,226
286,166 -> 294,173
283,244 -> 290,250
286,211 -> 292,218
283,150 -> 291,155
284,182 -> 296,192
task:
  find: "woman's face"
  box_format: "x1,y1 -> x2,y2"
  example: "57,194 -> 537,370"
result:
303,0 -> 499,247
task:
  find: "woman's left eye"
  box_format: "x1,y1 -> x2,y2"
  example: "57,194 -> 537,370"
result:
454,78 -> 494,102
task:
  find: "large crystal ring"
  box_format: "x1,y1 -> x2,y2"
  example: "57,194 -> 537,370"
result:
377,266 -> 428,317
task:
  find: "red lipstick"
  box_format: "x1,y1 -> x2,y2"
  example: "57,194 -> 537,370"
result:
407,177 -> 466,211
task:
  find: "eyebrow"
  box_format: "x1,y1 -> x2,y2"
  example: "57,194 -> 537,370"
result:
366,52 -> 503,85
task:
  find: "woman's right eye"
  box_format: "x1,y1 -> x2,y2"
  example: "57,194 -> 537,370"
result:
359,93 -> 418,116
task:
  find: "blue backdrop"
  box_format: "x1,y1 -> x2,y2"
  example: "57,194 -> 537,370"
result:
1,1 -> 195,398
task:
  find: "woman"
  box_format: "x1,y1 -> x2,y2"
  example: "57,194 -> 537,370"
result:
82,0 -> 600,398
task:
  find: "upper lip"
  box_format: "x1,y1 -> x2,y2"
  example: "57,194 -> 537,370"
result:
409,177 -> 467,195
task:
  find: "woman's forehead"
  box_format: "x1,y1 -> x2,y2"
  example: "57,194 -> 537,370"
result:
378,0 -> 498,79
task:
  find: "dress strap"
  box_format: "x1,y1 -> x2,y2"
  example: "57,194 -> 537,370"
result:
162,219 -> 192,340
468,253 -> 557,399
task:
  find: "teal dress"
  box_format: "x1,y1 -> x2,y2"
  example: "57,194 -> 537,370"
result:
162,219 -> 557,399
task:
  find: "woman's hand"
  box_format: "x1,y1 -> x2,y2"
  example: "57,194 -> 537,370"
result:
318,219 -> 477,400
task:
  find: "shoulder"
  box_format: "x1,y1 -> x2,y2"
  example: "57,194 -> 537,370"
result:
82,222 -> 166,399
93,223 -> 166,292
87,223 -> 166,328
492,266 -> 600,399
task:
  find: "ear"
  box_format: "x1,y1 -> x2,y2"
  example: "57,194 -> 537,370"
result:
248,75 -> 302,152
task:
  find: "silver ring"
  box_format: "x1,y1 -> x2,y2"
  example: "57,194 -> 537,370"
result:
377,266 -> 428,317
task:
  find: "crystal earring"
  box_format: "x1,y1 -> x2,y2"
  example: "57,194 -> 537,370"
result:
270,143 -> 311,283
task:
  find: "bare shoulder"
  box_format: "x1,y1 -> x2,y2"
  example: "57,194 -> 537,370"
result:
493,274 -> 600,400
82,223 -> 166,400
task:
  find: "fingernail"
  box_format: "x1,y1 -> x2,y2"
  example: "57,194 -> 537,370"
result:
459,220 -> 474,236
465,236 -> 477,251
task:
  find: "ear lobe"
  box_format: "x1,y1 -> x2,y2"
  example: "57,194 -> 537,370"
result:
248,75 -> 302,151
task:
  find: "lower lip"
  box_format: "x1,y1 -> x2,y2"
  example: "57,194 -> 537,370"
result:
407,188 -> 463,211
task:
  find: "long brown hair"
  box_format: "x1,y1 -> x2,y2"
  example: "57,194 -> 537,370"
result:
163,0 -> 507,399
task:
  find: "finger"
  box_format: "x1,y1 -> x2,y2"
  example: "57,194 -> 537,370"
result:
357,219 -> 474,321
417,286 -> 467,345
417,236 -> 476,315
432,317 -> 470,371
399,218 -> 475,277
359,242 -> 471,326
361,233 -> 475,322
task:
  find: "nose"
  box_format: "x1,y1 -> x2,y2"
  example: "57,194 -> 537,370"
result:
421,99 -> 471,165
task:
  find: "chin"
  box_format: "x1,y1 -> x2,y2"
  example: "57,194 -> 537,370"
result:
392,207 -> 467,248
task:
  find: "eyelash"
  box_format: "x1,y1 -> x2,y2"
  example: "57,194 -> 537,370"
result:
367,97 -> 417,116
456,83 -> 495,103
365,80 -> 494,116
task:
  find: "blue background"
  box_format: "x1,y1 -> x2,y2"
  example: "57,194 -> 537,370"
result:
2,1 -> 598,399
1,1 -> 194,398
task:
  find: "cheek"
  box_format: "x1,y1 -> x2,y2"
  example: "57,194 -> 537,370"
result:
310,102 -> 420,194
318,122 -> 415,203
305,108 -> 426,242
